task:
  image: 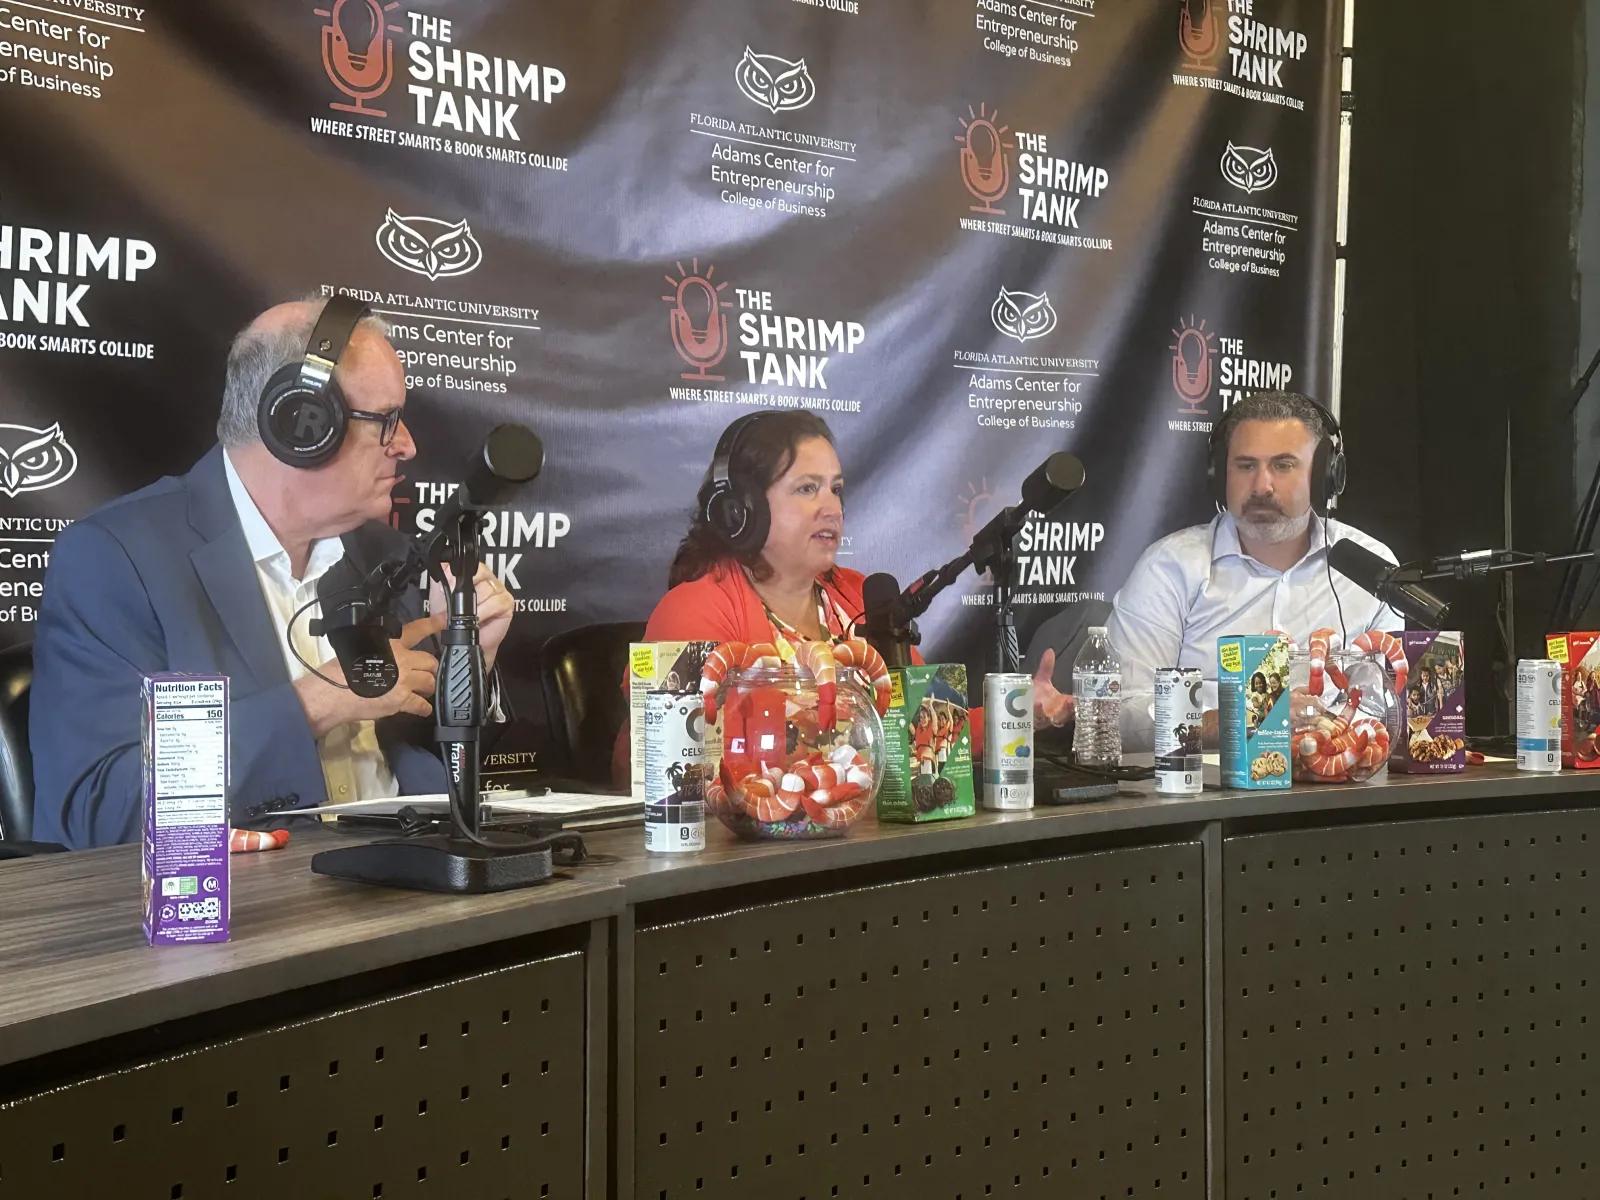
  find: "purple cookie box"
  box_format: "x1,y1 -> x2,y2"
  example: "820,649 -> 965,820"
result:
141,674 -> 230,945
1389,631 -> 1466,774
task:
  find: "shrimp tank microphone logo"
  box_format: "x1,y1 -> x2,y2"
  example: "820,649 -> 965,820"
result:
0,423 -> 77,497
663,259 -> 732,381
375,210 -> 483,280
317,0 -> 402,117
734,48 -> 816,114
956,103 -> 1013,215
1221,143 -> 1278,194
991,288 -> 1057,344
1178,0 -> 1222,71
1171,316 -> 1216,414
957,478 -> 1000,543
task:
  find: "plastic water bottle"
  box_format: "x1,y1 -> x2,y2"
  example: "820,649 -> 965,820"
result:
1072,626 -> 1123,767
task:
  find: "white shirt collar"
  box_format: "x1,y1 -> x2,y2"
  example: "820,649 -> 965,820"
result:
1212,511 -> 1331,572
223,449 -> 346,583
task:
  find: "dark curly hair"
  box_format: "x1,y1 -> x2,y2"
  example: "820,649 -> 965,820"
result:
668,410 -> 837,588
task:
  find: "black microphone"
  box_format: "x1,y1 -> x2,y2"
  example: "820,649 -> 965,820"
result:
312,556 -> 409,698
1327,538 -> 1452,627
1018,452 -> 1088,515
862,571 -> 915,669
968,452 -> 1086,564
311,424 -> 545,699
425,424 -> 544,539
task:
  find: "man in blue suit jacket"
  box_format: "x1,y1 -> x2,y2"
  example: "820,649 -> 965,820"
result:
31,298 -> 515,849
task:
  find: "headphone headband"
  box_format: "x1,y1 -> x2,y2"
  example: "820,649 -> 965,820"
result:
1210,393 -> 1342,452
298,294 -> 368,390
711,411 -> 770,488
1206,392 -> 1346,517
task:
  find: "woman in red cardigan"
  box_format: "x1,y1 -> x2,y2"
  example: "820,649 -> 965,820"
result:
613,410 -> 870,785
646,410 -> 1065,729
646,409 -> 866,647
616,410 -> 1066,784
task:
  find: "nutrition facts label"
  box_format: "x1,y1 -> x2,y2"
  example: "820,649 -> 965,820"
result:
151,680 -> 226,825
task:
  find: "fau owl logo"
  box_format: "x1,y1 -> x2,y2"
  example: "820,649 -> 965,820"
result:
375,210 -> 483,280
990,288 -> 1057,344
734,48 -> 816,114
1220,143 -> 1279,194
0,423 -> 77,497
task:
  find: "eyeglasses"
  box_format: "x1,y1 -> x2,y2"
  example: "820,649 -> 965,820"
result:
347,407 -> 405,446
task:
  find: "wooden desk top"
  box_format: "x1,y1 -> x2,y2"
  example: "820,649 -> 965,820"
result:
1,763 -> 1595,1068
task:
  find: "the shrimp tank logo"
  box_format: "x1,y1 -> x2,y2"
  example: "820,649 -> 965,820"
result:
734,48 -> 816,114
1171,315 -> 1216,414
957,478 -> 1001,543
663,258 -> 733,382
375,210 -> 483,280
1177,0 -> 1223,71
956,102 -> 1013,215
318,0 -> 403,117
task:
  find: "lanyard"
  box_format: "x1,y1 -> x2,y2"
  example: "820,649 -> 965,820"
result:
757,582 -> 854,658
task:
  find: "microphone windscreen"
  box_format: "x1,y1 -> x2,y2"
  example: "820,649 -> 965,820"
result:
462,424 -> 545,508
1019,452 -> 1086,514
1326,538 -> 1390,591
862,572 -> 900,619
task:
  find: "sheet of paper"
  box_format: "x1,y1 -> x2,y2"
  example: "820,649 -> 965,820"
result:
325,792 -> 642,818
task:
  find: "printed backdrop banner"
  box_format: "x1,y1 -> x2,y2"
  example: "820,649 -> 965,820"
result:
0,0 -> 1339,784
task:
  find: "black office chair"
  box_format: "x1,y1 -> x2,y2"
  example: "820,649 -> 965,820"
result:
0,642 -> 34,842
539,621 -> 646,787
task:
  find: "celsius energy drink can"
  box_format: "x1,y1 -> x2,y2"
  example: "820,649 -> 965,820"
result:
1516,659 -> 1562,773
982,673 -> 1034,810
644,690 -> 707,852
1153,667 -> 1204,796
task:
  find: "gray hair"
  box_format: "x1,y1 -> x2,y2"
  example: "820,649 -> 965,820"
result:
216,295 -> 391,448
1222,390 -> 1333,452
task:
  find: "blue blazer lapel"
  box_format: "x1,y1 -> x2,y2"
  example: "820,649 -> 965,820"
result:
185,447 -> 289,692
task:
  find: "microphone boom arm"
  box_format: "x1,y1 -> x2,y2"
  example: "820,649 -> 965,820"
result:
1411,549 -> 1596,583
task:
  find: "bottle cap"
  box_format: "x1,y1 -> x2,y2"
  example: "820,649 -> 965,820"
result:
1087,625 -> 1108,636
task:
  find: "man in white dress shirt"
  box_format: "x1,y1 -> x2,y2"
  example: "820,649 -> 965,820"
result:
1102,390 -> 1402,749
32,298 -> 516,848
1022,391 -> 1402,747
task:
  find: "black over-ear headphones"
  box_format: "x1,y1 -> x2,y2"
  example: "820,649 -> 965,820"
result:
257,294 -> 371,468
1206,392 -> 1347,517
700,411 -> 775,556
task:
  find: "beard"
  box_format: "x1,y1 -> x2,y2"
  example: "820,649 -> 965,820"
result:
1236,496 -> 1311,544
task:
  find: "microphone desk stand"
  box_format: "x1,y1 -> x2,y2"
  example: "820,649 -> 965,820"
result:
972,505 -> 1027,676
311,509 -> 558,894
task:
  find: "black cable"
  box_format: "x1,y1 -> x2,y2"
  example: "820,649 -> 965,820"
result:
287,593 -> 354,690
442,750 -> 501,849
1325,533 -> 1349,646
1038,746 -> 1155,782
